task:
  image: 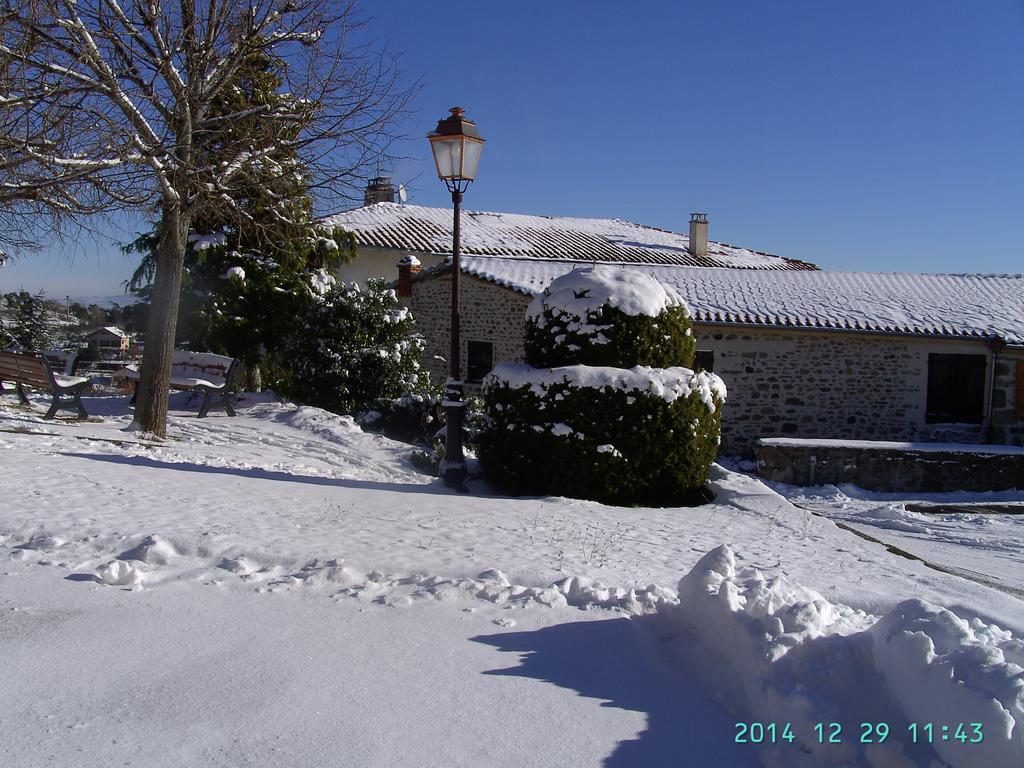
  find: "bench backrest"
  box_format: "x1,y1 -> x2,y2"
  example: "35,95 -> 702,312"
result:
171,351 -> 238,382
41,350 -> 77,375
0,351 -> 57,390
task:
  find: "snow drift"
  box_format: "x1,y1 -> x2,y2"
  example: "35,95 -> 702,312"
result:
661,545 -> 1024,768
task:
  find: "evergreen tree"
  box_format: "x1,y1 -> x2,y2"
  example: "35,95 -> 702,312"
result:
3,290 -> 60,351
125,47 -> 356,389
283,279 -> 428,415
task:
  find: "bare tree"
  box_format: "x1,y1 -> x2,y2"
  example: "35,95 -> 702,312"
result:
1,0 -> 412,436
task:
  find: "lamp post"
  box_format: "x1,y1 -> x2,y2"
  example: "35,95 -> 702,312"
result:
428,106 -> 485,488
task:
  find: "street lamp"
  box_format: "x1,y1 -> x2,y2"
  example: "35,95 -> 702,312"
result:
428,106 -> 485,488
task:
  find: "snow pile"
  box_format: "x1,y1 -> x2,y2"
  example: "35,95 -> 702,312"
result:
526,265 -> 687,321
662,545 -> 1024,767
870,600 -> 1024,768
855,504 -> 932,534
117,534 -> 180,566
487,362 -> 726,412
96,559 -> 146,587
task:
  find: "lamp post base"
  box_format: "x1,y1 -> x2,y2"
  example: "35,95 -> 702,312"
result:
441,380 -> 467,489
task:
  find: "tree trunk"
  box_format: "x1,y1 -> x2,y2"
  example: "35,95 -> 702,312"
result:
246,363 -> 261,393
133,205 -> 190,437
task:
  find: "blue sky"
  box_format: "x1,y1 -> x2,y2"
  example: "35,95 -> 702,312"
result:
3,0 -> 1022,298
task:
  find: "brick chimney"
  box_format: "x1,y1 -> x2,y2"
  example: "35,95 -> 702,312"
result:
364,175 -> 397,205
689,212 -> 708,258
396,254 -> 422,303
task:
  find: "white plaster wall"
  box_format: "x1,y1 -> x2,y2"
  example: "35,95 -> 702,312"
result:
335,247 -> 446,288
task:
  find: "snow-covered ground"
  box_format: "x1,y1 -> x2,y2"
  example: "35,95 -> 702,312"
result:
2,393 -> 1022,767
771,481 -> 1024,598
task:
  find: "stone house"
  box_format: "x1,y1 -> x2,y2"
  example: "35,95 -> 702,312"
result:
324,196 -> 1024,456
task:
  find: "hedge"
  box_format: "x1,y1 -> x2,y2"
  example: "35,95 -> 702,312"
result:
479,364 -> 724,506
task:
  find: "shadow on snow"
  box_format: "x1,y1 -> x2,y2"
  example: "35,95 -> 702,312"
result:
61,451 -> 466,497
472,616 -> 757,768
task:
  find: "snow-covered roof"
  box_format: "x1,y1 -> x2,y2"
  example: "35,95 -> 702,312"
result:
444,257 -> 1024,344
86,326 -> 128,339
323,203 -> 816,271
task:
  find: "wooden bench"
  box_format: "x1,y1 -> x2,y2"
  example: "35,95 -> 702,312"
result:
0,350 -> 90,419
113,351 -> 239,418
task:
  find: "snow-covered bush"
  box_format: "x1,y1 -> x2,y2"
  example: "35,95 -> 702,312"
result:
362,384 -> 443,447
478,266 -> 726,505
282,279 -> 427,415
481,364 -> 724,504
525,268 -> 695,369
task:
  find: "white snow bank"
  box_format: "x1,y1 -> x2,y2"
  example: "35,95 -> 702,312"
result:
662,545 -> 1024,768
526,265 -> 687,321
485,363 -> 727,411
870,600 -> 1024,768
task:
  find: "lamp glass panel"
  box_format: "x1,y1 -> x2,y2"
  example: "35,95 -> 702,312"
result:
430,137 -> 457,179
460,138 -> 483,180
450,140 -> 464,178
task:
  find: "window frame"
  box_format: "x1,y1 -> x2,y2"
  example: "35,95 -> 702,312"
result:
694,349 -> 714,373
466,340 -> 494,384
925,352 -> 987,425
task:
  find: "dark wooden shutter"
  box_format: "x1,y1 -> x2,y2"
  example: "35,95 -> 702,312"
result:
926,353 -> 986,424
1016,362 -> 1024,420
467,341 -> 494,383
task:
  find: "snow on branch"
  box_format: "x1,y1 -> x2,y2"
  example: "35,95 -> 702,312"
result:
1,0 -> 414,223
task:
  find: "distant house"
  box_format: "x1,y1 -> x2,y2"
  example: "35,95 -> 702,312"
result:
324,192 -> 1024,455
85,326 -> 130,357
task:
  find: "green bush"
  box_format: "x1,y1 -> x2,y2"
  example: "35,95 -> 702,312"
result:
525,303 -> 695,369
479,365 -> 724,506
477,266 -> 725,505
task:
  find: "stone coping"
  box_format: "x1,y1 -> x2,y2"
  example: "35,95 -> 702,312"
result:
759,437 -> 1024,455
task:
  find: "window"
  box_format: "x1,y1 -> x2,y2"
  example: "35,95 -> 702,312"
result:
467,341 -> 494,383
926,353 -> 986,424
694,350 -> 714,372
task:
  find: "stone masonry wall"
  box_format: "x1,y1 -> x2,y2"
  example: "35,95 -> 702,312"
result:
756,441 -> 1024,492
406,272 -> 1024,455
694,327 -> 1009,455
990,349 -> 1024,447
409,274 -> 530,386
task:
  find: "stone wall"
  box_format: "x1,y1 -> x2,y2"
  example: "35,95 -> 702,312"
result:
691,327 -> 1016,455
756,439 -> 1024,492
406,271 -> 1024,455
409,273 -> 530,385
991,350 -> 1024,446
